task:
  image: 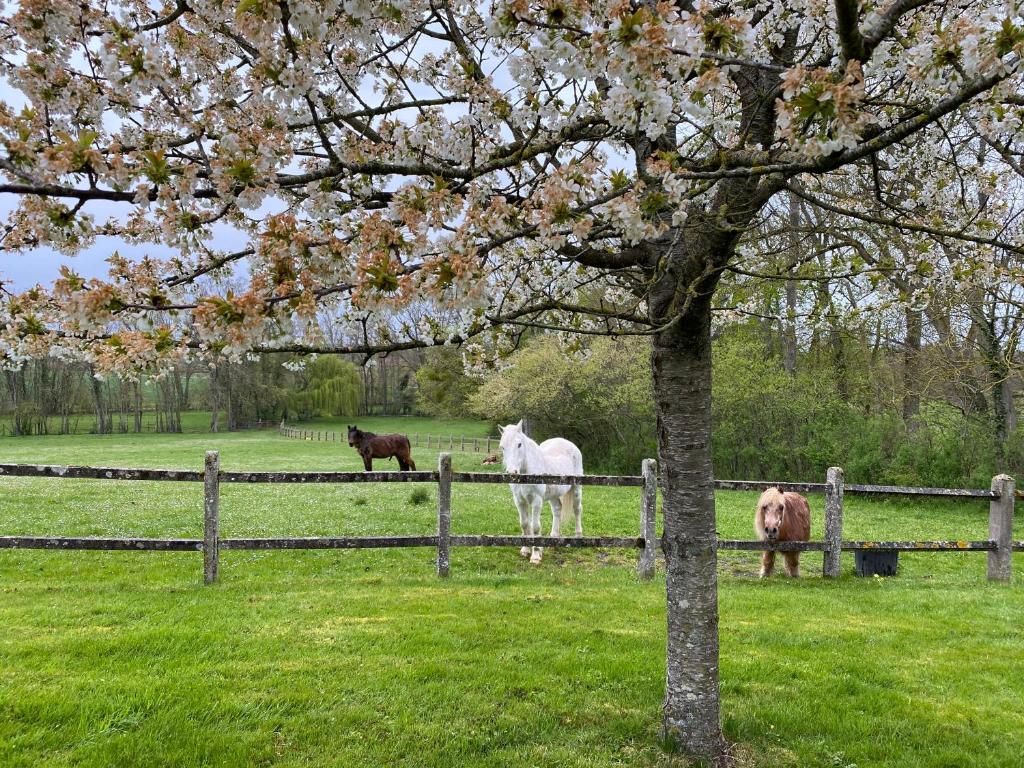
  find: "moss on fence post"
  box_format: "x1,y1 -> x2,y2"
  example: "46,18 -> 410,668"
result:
988,474 -> 1015,582
824,466 -> 844,578
638,458 -> 657,580
204,450 -> 220,585
437,453 -> 452,578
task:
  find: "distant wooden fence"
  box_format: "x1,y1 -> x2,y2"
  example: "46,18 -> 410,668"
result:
0,459 -> 1019,584
279,423 -> 501,454
0,454 -> 658,583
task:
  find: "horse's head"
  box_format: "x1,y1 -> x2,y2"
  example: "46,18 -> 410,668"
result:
347,425 -> 360,447
498,420 -> 528,474
757,487 -> 787,541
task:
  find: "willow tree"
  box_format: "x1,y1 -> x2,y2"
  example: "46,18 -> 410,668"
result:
1,0 -> 1022,759
288,355 -> 362,417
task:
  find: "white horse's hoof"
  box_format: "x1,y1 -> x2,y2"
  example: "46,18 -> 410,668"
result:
520,546 -> 531,558
530,552 -> 542,565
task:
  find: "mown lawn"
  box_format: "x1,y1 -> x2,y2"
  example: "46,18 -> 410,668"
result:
0,427 -> 1021,767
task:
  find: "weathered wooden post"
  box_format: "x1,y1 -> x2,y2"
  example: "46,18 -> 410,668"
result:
437,452 -> 452,577
638,458 -> 657,580
460,435 -> 465,452
203,450 -> 220,585
988,474 -> 1015,582
449,435 -> 454,450
823,466 -> 844,578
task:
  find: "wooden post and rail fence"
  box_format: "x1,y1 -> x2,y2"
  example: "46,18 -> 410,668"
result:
278,423 -> 501,454
0,457 -> 1019,585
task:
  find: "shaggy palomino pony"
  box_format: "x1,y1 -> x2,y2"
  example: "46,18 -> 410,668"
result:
755,486 -> 812,578
499,420 -> 583,564
347,425 -> 416,471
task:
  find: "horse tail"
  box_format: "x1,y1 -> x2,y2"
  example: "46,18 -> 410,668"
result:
563,483 -> 582,535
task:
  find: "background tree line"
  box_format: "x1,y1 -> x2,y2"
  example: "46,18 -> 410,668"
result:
6,298 -> 1020,489
0,351 -> 419,435
449,291 -> 1022,487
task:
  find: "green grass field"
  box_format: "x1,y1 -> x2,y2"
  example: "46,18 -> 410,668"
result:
1,423 -> 1022,767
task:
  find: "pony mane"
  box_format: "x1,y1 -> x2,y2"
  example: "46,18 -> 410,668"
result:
754,486 -> 785,539
757,486 -> 785,506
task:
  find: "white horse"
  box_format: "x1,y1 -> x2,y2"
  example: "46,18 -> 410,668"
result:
498,420 -> 583,564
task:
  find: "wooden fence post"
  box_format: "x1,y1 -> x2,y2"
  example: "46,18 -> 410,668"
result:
988,474 -> 1015,582
449,435 -> 454,450
485,437 -> 490,453
203,450 -> 220,585
638,458 -> 657,579
437,453 -> 452,577
461,435 -> 465,452
823,466 -> 844,578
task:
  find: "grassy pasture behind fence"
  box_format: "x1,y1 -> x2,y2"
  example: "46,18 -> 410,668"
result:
0,455 -> 1019,584
280,423 -> 502,454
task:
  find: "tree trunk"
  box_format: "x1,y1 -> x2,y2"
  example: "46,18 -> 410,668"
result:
134,380 -> 143,433
210,365 -> 220,432
654,310 -> 725,758
171,369 -> 185,432
979,316 -> 1010,448
226,366 -> 237,431
89,368 -> 108,435
783,276 -> 797,375
783,192 -> 800,374
903,308 -> 922,430
1002,377 -> 1017,437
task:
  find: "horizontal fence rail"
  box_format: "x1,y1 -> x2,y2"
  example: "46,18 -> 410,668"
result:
1,455 -> 1017,584
0,463 -> 203,482
718,540 -> 999,552
450,535 -> 644,548
451,472 -> 644,486
221,470 -> 438,484
714,480 -> 828,494
713,478 -> 998,499
0,537 -> 203,551
221,536 -> 440,550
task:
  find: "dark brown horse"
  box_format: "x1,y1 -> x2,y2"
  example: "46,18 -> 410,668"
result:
347,425 -> 416,471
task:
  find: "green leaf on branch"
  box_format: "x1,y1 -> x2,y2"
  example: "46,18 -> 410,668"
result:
143,149 -> 171,185
995,19 -> 1024,56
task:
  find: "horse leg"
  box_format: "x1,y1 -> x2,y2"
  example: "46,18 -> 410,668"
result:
760,550 -> 776,578
362,453 -> 373,472
407,454 -> 416,471
397,455 -> 409,471
549,496 -> 562,538
516,497 -> 531,558
529,497 -> 543,564
783,551 -> 801,578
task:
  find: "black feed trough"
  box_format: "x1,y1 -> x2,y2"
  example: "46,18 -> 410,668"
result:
855,549 -> 899,577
